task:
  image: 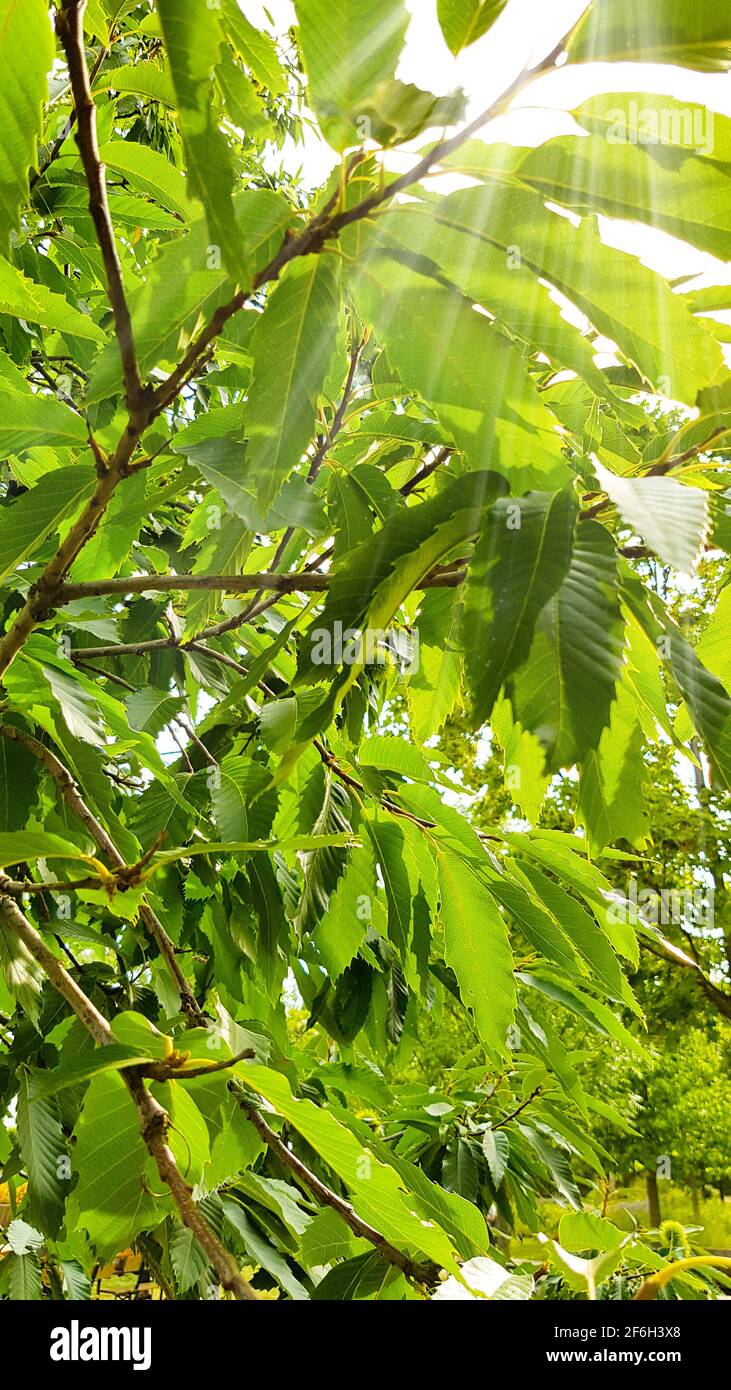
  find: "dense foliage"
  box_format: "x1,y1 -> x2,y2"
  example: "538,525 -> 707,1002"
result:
0,0 -> 730,1302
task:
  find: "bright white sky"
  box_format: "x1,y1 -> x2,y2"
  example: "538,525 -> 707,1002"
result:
242,0 -> 731,288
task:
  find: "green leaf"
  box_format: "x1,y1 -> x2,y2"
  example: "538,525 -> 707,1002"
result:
407,589 -> 463,743
313,842 -> 376,979
312,1249 -> 395,1300
31,1045 -> 160,1100
490,696 -> 550,824
0,828 -> 88,867
518,133 -> 731,266
359,736 -> 433,782
294,0 -> 409,150
436,847 -> 516,1057
516,860 -> 635,1006
245,255 -> 340,519
7,1251 -> 43,1300
464,492 -> 576,726
365,814 -> 412,959
376,203 -> 613,406
68,468 -> 150,585
125,688 -> 183,738
0,733 -> 39,833
220,0 -> 287,93
437,0 -> 508,54
205,1100 -> 265,1188
685,581 -> 731,693
0,923 -> 44,1023
61,1260 -> 91,1300
0,383 -> 88,450
37,660 -> 107,747
216,49 -> 274,142
211,756 -> 278,842
482,1127 -> 509,1188
294,772 -> 351,937
0,0 -> 53,251
519,971 -> 645,1056
350,249 -> 564,478
567,0 -> 731,72
220,1198 -> 310,1300
0,464 -> 95,581
16,1067 -> 68,1237
170,1220 -> 210,1292
669,630 -> 731,790
95,59 -> 175,106
519,1123 -> 582,1209
83,0 -> 108,42
71,1069 -> 165,1258
574,93 -> 731,162
358,80 -> 467,146
511,522 -> 625,770
422,180 -> 723,406
0,255 -> 103,340
113,1010 -> 170,1058
300,1208 -> 367,1266
155,1079 -> 210,1186
578,679 -> 650,855
98,141 -> 193,219
155,0 -> 245,278
485,867 -> 584,977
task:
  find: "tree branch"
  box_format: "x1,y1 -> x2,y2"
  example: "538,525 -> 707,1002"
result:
59,559 -> 466,610
59,571 -> 331,602
231,1085 -> 438,1285
0,8 -> 156,679
0,725 -> 205,1025
56,1 -> 143,411
0,892 -> 113,1045
401,446 -> 453,498
140,1047 -> 254,1083
642,934 -> 731,1021
0,891 -> 256,1299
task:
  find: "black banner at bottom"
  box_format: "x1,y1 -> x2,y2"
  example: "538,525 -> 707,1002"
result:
1,1296 -> 724,1376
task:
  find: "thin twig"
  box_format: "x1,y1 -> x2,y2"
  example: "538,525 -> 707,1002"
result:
493,1086 -> 543,1130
